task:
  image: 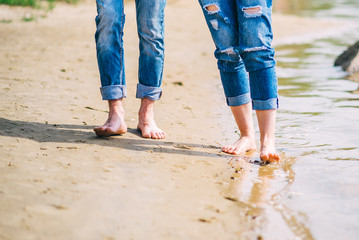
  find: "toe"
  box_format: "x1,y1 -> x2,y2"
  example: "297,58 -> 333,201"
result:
232,148 -> 241,155
222,146 -> 229,153
142,129 -> 151,138
270,153 -> 280,161
94,127 -> 108,136
156,132 -> 163,139
94,126 -> 104,132
273,153 -> 280,161
151,132 -> 158,139
260,154 -> 269,161
160,131 -> 166,139
226,147 -> 235,154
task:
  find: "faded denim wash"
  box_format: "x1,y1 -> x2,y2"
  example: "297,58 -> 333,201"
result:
95,0 -> 166,101
198,0 -> 278,110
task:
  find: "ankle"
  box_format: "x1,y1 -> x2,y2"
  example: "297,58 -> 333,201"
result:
108,99 -> 124,113
139,98 -> 154,109
109,107 -> 125,116
260,136 -> 275,146
138,107 -> 153,116
139,98 -> 155,116
239,131 -> 255,139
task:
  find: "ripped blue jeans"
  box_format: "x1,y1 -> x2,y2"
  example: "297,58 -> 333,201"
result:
198,0 -> 278,110
95,0 -> 166,101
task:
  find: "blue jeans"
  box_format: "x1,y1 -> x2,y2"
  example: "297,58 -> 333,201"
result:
95,0 -> 166,101
198,0 -> 278,110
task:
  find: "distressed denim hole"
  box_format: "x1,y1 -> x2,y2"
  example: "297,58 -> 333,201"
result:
210,19 -> 218,30
221,47 -> 236,55
242,6 -> 262,17
244,33 -> 268,52
204,4 -> 220,14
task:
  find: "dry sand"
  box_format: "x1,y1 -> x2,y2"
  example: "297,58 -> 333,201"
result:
0,1 -> 351,239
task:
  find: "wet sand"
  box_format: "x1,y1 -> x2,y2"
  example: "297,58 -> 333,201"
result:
0,1 -> 350,239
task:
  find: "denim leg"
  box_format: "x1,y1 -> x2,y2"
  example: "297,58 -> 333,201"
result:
135,0 -> 166,101
236,0 -> 278,110
95,0 -> 126,100
236,0 -> 276,71
249,67 -> 278,110
218,61 -> 251,106
198,0 -> 251,107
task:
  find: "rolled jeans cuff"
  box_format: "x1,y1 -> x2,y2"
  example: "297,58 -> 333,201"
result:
226,92 -> 251,106
136,83 -> 162,101
100,85 -> 127,100
252,98 -> 279,110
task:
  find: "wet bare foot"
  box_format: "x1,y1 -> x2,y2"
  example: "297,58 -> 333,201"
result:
94,99 -> 127,137
137,98 -> 166,139
260,140 -> 280,162
222,135 -> 256,155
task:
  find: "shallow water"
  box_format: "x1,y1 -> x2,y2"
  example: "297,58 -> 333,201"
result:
224,1 -> 359,239
275,43 -> 359,238
276,1 -> 359,239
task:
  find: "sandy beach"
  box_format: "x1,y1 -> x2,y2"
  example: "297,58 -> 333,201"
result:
0,1 -> 353,239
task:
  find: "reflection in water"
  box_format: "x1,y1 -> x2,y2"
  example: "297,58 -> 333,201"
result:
226,156 -> 314,240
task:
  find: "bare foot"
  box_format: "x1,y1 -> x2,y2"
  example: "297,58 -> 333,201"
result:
94,99 -> 127,137
222,135 -> 256,155
260,140 -> 280,162
137,98 -> 166,139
